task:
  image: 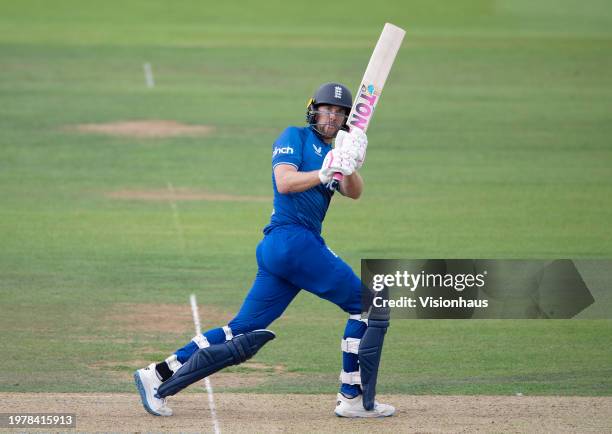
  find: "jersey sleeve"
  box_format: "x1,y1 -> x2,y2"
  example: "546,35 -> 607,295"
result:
272,127 -> 303,170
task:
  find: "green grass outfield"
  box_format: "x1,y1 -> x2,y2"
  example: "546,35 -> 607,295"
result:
1,0 -> 611,395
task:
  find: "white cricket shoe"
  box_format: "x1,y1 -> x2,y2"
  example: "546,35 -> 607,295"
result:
334,392 -> 395,418
134,363 -> 173,416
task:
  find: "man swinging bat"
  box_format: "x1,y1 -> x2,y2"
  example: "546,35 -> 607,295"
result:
134,23 -> 405,419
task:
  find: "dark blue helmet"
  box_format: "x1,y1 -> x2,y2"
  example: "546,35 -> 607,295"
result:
306,82 -> 353,128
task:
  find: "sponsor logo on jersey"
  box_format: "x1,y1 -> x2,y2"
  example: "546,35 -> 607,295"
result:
312,144 -> 322,156
272,146 -> 294,158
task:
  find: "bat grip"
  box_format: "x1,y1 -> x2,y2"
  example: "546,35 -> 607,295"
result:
329,172 -> 344,190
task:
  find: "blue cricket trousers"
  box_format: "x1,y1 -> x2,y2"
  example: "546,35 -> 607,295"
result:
175,224 -> 363,362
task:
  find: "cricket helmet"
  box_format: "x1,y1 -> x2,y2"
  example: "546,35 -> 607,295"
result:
306,82 -> 353,129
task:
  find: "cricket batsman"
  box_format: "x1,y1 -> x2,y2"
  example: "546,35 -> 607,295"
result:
134,82 -> 394,418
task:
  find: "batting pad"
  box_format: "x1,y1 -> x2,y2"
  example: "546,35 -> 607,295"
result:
156,329 -> 276,398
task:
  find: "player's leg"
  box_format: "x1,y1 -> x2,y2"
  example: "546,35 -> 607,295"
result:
171,267 -> 300,367
339,314 -> 368,398
263,228 -> 362,313
335,308 -> 393,418
270,228 -> 394,417
135,242 -> 300,416
153,242 -> 300,400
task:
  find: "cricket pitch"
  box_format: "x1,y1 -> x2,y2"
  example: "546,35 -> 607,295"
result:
3,393 -> 611,433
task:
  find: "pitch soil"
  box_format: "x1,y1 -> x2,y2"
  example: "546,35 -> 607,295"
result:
3,393 -> 611,433
106,189 -> 270,203
103,302 -> 233,333
68,120 -> 215,138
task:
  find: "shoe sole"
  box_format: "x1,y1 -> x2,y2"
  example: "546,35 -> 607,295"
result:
335,409 -> 394,418
134,371 -> 165,417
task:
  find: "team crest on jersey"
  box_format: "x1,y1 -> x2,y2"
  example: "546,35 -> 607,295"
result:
312,144 -> 322,156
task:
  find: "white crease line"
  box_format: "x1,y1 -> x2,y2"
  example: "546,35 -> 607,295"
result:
190,295 -> 203,334
190,294 -> 221,434
143,62 -> 155,88
169,182 -> 219,433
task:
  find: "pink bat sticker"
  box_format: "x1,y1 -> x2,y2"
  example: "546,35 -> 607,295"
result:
349,84 -> 378,131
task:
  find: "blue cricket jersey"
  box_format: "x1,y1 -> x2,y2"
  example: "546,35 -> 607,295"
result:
263,126 -> 334,235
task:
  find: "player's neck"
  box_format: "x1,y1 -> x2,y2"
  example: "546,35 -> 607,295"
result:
310,125 -> 333,144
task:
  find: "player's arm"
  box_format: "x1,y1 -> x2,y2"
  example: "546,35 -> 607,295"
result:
274,164 -> 321,194
338,171 -> 363,200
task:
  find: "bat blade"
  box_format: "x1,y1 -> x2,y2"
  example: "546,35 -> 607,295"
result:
333,23 -> 405,186
348,23 -> 405,133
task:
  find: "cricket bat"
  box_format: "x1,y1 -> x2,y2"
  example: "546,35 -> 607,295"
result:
333,23 -> 405,185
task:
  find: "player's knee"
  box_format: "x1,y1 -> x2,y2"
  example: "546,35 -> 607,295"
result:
228,318 -> 270,336
334,275 -> 363,314
338,288 -> 362,315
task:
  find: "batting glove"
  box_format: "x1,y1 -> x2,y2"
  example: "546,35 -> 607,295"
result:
318,148 -> 357,184
335,128 -> 368,170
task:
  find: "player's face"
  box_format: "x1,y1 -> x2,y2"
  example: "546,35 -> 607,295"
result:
315,104 -> 347,139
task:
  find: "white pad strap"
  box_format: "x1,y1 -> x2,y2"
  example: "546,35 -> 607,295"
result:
349,314 -> 368,325
340,370 -> 361,385
223,325 -> 233,341
341,338 -> 360,354
165,354 -> 183,373
192,334 -> 210,349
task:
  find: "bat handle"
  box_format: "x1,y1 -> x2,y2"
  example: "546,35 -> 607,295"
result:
329,172 -> 344,191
